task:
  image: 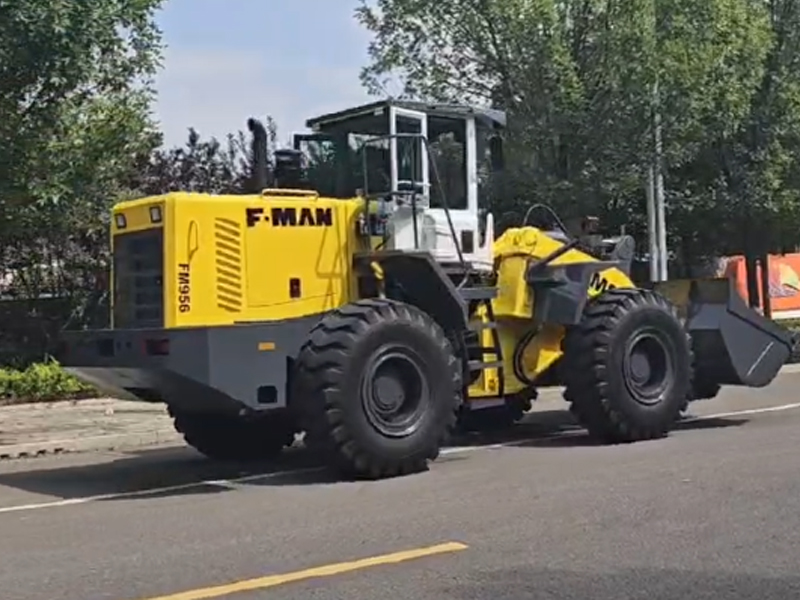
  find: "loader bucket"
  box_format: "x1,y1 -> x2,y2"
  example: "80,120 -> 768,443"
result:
655,278 -> 796,388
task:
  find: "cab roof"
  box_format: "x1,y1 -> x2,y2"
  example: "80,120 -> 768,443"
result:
305,99 -> 507,131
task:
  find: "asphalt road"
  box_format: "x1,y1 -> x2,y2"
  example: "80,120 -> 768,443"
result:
2,375 -> 800,600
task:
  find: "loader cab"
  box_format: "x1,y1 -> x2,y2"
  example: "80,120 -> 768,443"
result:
295,100 -> 506,270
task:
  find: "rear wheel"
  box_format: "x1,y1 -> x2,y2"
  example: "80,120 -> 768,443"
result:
680,326 -> 722,412
171,410 -> 295,461
562,288 -> 692,442
680,377 -> 722,414
293,299 -> 462,479
691,379 -> 722,400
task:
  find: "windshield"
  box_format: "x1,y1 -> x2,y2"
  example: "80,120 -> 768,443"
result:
292,109 -> 473,208
294,109 -> 392,199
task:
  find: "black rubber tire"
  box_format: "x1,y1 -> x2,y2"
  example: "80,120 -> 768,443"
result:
677,336 -> 723,413
293,298 -> 462,480
691,379 -> 722,401
679,323 -> 722,412
562,288 -> 692,443
172,411 -> 295,461
681,376 -> 722,413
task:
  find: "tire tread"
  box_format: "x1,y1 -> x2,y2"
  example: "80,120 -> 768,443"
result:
562,287 -> 692,442
293,298 -> 462,479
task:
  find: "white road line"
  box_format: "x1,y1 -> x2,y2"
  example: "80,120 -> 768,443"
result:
1,401 -> 799,515
440,431 -> 586,456
682,402 -> 800,422
0,468 -> 324,515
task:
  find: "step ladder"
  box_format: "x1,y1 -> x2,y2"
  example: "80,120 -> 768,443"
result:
459,286 -> 505,398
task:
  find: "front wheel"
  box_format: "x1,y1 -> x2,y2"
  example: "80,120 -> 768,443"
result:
562,288 -> 692,442
293,299 -> 463,479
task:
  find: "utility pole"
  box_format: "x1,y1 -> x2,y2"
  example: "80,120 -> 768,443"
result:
646,0 -> 668,283
646,165 -> 658,282
654,78 -> 668,281
645,82 -> 665,282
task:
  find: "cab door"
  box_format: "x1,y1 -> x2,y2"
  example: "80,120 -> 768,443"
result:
388,105 -> 430,203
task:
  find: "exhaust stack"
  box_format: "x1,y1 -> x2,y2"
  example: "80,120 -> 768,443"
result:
247,118 -> 269,193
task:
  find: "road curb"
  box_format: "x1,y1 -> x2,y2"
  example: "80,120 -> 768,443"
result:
0,428 -> 182,460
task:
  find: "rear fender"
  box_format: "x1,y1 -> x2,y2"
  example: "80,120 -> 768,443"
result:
353,250 -> 469,335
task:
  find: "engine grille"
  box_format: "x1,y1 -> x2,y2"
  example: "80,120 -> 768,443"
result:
113,229 -> 164,328
214,217 -> 243,313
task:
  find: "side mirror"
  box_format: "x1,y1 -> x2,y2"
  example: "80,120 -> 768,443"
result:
489,135 -> 505,172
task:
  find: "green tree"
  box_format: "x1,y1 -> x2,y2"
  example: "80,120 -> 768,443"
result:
0,0 -> 165,364
356,0 -> 774,257
134,117 -> 279,197
668,0 -> 800,287
672,0 -> 800,297
0,0 -> 164,302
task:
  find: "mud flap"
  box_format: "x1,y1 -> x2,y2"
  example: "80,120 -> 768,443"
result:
654,278 -> 797,388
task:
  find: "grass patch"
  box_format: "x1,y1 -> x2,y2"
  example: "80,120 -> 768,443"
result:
777,317 -> 800,331
0,359 -> 98,405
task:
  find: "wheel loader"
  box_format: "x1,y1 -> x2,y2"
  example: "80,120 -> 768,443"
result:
58,99 -> 796,479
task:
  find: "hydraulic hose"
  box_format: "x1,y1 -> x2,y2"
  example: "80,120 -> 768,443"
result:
512,326 -> 540,387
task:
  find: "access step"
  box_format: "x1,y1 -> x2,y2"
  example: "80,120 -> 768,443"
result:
469,360 -> 504,370
472,346 -> 500,353
469,321 -> 498,331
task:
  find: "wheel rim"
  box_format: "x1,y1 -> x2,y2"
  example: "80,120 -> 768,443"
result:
623,329 -> 674,406
361,344 -> 431,438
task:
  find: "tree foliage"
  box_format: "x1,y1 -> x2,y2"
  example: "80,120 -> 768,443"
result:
356,0 -> 796,265
0,0 -> 165,196
0,0 -> 165,301
667,0 -> 800,265
132,117 -> 278,197
0,0 -> 165,365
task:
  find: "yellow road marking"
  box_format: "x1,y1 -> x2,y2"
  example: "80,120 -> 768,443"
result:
135,541 -> 468,600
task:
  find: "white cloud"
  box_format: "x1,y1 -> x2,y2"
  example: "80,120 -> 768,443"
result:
153,45 -> 373,148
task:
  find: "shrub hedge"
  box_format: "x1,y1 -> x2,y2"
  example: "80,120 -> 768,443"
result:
0,359 -> 97,405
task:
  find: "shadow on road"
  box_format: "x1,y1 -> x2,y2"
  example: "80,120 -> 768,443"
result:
0,410 -> 749,504
513,415 -> 747,448
452,409 -> 583,447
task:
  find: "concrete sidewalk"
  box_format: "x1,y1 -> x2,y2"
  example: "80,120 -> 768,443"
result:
0,398 -> 181,459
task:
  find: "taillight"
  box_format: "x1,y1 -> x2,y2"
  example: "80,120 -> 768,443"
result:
144,338 -> 170,356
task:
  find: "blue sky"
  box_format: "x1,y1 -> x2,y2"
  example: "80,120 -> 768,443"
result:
153,0 -> 375,147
